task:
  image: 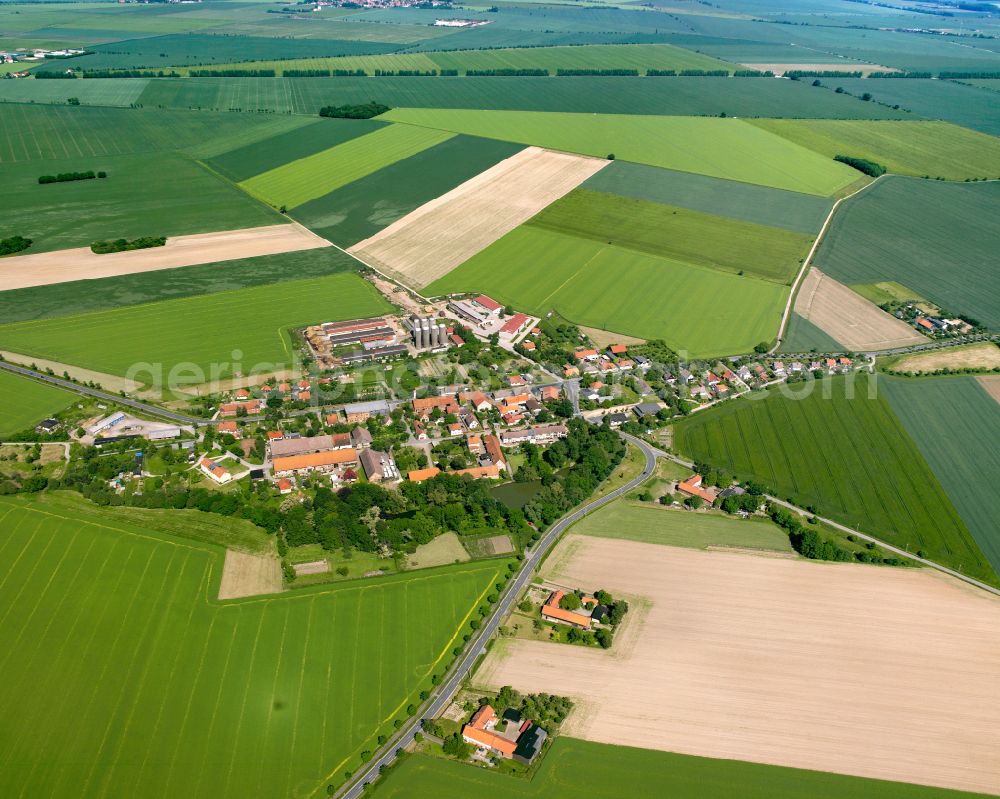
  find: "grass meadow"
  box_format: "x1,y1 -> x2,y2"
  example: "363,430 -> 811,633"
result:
292,135 -> 522,247
572,501 -> 793,552
381,110 -> 860,195
427,226 -> 787,357
0,492 -> 504,799
0,370 -> 75,436
672,374 -> 995,585
1,151 -> 281,253
239,124 -> 454,209
814,177 -> 1000,330
750,119 -> 1000,181
881,376 -> 1000,579
372,739 -> 984,799
531,189 -> 813,284
0,272 -> 393,386
192,42 -> 733,76
583,160 -> 833,235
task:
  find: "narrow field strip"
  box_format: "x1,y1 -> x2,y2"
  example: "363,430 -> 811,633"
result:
239,124 -> 455,210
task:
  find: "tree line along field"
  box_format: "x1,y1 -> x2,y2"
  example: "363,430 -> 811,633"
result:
111,74 -> 910,117
239,124 -> 455,209
426,226 -> 787,357
1,152 -> 281,254
204,117 -> 386,184
0,493 -> 505,799
381,110 -> 860,196
813,177 -> 1000,331
749,119 -> 1000,182
881,376 -> 1000,580
0,370 -> 75,437
0,247 -> 360,324
372,740 -> 986,799
0,272 -> 393,387
582,160 -> 833,236
672,374 -> 996,586
179,42 -> 734,76
530,189 -> 813,284
291,135 -> 523,248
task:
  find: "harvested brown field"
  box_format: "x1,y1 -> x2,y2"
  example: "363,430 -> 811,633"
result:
892,343 -> 1000,373
578,325 -> 646,349
794,268 -> 924,350
979,375 -> 1000,406
742,62 -> 894,76
478,534 -> 1000,795
217,549 -> 283,599
0,224 -> 329,291
347,147 -> 607,288
407,531 -> 471,569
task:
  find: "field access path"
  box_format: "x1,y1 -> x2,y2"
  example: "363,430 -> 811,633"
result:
331,436 -> 658,799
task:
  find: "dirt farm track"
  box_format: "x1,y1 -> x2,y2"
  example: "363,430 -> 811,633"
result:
478,535 -> 1000,795
0,224 -> 329,291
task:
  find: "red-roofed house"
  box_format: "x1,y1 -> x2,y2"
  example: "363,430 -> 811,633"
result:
472,295 -> 503,316
540,385 -> 560,401
276,478 -> 293,495
217,421 -> 238,434
608,344 -> 627,356
500,312 -> 530,336
574,348 -> 599,362
541,590 -> 593,629
677,474 -> 716,504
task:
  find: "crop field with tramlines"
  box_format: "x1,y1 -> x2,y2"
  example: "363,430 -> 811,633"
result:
0,493 -> 505,799
673,374 -> 996,585
0,273 -> 392,386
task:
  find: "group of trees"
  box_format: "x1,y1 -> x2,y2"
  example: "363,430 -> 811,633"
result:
38,169 -> 106,184
767,504 -> 910,567
0,235 -> 32,256
90,236 -> 166,254
319,101 -> 389,119
834,154 -> 887,177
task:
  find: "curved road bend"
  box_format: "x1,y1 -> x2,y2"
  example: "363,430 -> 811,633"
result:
335,436 -> 658,798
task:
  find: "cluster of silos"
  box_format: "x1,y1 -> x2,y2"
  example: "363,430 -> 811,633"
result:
409,315 -> 447,350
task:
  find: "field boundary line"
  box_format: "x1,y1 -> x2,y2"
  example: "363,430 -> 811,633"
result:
771,174 -> 885,353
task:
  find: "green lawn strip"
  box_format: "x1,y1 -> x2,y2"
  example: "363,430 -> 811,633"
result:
582,160 -> 833,235
780,311 -> 845,353
380,109 -> 860,196
427,226 -> 787,358
880,376 -> 1000,580
672,374 -> 995,585
813,176 -> 1000,330
0,247 -> 359,324
372,739 -> 986,799
0,151 -> 281,253
749,119 -> 1000,182
529,189 -> 813,284
571,500 -> 793,552
292,135 -> 523,247
0,492 -> 504,799
0,369 -> 76,437
239,124 -> 455,209
204,117 -> 386,183
0,272 -> 394,385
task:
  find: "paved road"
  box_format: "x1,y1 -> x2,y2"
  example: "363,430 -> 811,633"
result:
335,434 -> 658,798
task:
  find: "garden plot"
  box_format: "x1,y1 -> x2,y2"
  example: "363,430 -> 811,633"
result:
347,147 -> 606,288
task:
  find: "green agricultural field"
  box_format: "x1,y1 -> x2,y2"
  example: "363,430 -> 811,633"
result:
381,110 -> 860,195
813,176 -> 1000,330
780,312 -> 844,352
881,376 -> 1000,579
0,272 -> 393,387
0,151 -> 281,253
0,247 -> 360,324
426,226 -> 787,357
239,124 -> 454,209
116,74 -> 911,118
583,160 -> 833,235
205,117 -> 385,183
292,135 -> 522,247
0,492 -> 504,799
672,374 -> 995,585
531,189 -> 813,284
0,103 -> 308,164
572,501 -> 793,552
0,76 -> 150,106
750,119 -> 1000,182
0,370 -> 75,436
372,739 -> 984,799
203,42 -> 733,76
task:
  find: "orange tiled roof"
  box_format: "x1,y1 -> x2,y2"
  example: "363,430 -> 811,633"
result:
272,448 -> 358,473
